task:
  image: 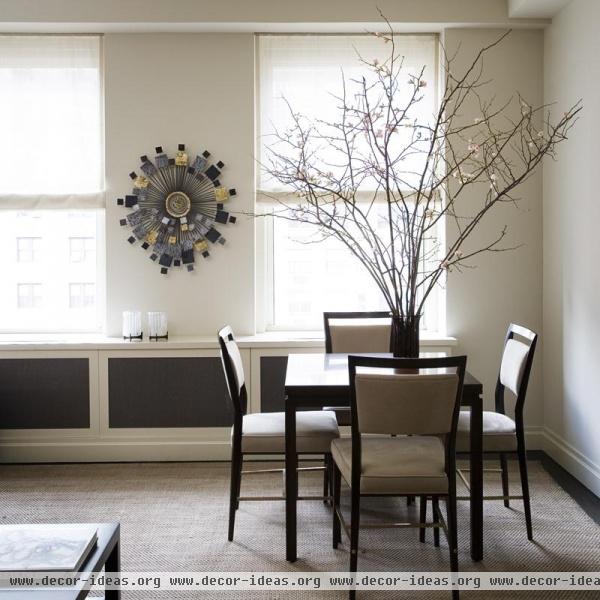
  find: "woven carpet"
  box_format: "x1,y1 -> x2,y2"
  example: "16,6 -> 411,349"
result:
0,460 -> 598,599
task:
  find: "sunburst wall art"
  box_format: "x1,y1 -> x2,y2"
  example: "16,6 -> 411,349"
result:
117,144 -> 236,274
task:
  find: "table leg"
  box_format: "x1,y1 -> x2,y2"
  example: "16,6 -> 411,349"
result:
285,395 -> 297,562
470,393 -> 483,561
105,538 -> 121,599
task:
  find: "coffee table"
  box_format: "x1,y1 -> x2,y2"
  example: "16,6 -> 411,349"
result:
0,523 -> 120,599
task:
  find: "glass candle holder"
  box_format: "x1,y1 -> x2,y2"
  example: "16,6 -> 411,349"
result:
122,311 -> 143,340
147,311 -> 168,340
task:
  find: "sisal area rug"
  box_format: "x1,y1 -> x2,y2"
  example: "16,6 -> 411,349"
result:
0,460 -> 598,599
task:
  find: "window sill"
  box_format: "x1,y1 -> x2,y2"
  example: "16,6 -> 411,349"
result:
0,331 -> 457,351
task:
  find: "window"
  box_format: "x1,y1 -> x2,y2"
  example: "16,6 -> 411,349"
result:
17,237 -> 42,263
69,283 -> 95,309
69,237 -> 96,263
257,34 -> 444,332
270,207 -> 391,329
17,283 -> 42,309
0,210 -> 103,331
0,36 -> 104,332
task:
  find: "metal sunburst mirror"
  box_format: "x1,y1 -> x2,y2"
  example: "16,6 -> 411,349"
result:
117,144 -> 236,274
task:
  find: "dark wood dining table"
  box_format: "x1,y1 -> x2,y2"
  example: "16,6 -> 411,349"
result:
284,352 -> 484,563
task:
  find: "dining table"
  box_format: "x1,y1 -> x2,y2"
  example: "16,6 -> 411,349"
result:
283,352 -> 484,563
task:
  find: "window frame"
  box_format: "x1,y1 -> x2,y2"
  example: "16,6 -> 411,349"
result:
254,32 -> 446,334
17,282 -> 43,309
69,236 -> 97,264
69,282 -> 96,309
0,34 -> 106,334
16,236 -> 42,263
255,207 -> 445,333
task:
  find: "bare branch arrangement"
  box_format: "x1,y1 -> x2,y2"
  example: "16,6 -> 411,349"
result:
259,23 -> 580,355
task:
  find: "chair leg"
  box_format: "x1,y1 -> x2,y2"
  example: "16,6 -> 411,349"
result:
228,448 -> 242,542
235,454 -> 243,510
329,456 -> 335,501
419,496 -> 427,543
500,453 -> 510,508
323,454 -> 330,504
349,484 -> 360,600
445,493 -> 459,600
433,497 -> 440,548
517,438 -> 533,540
333,463 -> 341,548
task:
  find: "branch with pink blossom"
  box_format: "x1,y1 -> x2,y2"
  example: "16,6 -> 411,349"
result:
256,20 -> 581,327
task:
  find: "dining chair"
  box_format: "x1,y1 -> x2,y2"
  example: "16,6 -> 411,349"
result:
218,326 -> 340,541
331,354 -> 467,600
453,323 -> 538,540
322,311 -> 392,428
322,311 -> 393,505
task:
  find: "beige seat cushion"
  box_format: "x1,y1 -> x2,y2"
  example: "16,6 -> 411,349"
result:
331,436 -> 448,495
456,410 -> 517,452
240,410 -> 339,454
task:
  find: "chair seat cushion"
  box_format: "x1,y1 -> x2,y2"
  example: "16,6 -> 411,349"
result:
331,436 -> 448,495
456,410 -> 517,452
322,406 -> 352,427
240,411 -> 339,454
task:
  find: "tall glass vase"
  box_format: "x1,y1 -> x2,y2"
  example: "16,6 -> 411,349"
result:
390,314 -> 422,357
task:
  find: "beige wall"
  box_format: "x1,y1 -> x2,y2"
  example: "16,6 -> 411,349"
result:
443,28 -> 544,428
103,29 -> 547,433
543,0 -> 600,494
0,1 -> 554,451
104,33 -> 256,336
97,16 -> 600,488
103,30 -> 546,438
3,0 -> 600,497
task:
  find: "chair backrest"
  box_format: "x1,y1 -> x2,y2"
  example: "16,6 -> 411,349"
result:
218,325 -> 247,418
323,311 -> 392,354
348,355 -> 467,484
496,323 -> 538,417
349,355 -> 467,437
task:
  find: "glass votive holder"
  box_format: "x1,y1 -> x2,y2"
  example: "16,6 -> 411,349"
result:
148,311 -> 168,340
122,311 -> 143,341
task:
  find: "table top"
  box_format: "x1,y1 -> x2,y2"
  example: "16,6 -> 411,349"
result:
0,523 -> 119,599
285,353 -> 482,397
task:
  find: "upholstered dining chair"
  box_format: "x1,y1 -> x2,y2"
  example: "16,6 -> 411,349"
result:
322,311 -> 392,428
453,323 -> 538,540
331,355 -> 467,600
218,326 -> 340,541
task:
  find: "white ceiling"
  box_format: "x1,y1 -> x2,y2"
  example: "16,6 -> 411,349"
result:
508,0 -> 571,18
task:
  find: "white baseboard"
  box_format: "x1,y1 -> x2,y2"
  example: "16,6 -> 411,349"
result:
0,441 -> 231,463
542,427 -> 600,497
0,426 -> 546,464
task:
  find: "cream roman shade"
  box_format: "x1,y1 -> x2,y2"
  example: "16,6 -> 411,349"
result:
0,35 -> 103,208
257,33 -> 438,195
